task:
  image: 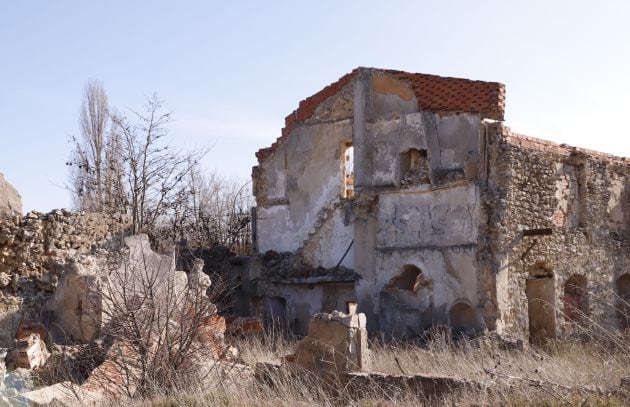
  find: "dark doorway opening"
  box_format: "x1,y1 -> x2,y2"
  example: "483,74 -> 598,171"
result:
449,302 -> 477,334
526,276 -> 556,345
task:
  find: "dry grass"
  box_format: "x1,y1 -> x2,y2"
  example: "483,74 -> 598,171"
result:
370,332 -> 629,389
124,328 -> 628,407
77,291 -> 630,406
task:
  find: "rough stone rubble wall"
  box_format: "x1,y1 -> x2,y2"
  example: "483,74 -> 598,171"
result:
0,209 -> 130,278
0,209 -> 130,346
486,123 -> 630,341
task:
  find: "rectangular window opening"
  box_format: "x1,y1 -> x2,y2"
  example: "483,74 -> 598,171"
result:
343,143 -> 354,198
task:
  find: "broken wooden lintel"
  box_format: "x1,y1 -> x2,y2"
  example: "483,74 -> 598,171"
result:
522,228 -> 552,237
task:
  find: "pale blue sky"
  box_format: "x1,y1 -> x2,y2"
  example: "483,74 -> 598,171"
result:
1,1 -> 629,211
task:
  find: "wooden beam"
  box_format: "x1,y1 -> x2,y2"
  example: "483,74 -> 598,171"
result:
523,228 -> 552,236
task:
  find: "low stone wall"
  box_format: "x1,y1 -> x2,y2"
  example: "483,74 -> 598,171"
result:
345,372 -> 471,400
0,209 -> 130,278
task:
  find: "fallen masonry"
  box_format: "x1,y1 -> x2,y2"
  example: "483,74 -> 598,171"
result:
5,333 -> 50,370
289,311 -> 370,380
0,208 -> 249,404
0,207 -> 130,347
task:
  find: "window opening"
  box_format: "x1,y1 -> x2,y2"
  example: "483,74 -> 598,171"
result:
400,148 -> 429,186
343,144 -> 354,198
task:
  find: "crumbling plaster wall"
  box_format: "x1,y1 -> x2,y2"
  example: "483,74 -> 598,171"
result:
252,283 -> 323,335
351,70 -> 490,334
254,111 -> 354,266
261,283 -> 356,336
251,70 -> 502,336
485,123 -> 630,342
374,186 -> 481,335
302,206 -> 354,268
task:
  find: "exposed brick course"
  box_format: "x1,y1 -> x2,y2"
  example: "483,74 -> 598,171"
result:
256,70 -> 358,161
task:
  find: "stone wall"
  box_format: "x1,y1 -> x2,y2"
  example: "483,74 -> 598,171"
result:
486,123 -> 630,342
0,209 -> 130,346
0,209 -> 130,278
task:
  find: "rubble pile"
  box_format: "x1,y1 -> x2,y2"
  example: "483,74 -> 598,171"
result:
261,250 -> 358,280
0,224 -> 249,405
0,209 -> 130,348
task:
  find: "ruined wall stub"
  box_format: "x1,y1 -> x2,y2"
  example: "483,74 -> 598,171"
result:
0,172 -> 22,218
0,209 -> 130,346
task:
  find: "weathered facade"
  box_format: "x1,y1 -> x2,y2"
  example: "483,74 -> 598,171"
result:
244,67 -> 630,343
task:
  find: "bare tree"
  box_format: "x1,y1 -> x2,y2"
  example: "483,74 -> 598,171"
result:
68,79 -> 114,212
156,168 -> 253,254
68,83 -> 208,236
108,95 -> 206,234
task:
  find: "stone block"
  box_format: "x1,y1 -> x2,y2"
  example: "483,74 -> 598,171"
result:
291,311 -> 370,381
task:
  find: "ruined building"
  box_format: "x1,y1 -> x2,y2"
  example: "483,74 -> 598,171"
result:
239,67 -> 630,343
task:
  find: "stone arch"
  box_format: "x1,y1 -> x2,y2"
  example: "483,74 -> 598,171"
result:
449,301 -> 477,334
616,273 -> 630,329
387,264 -> 427,292
563,274 -> 588,324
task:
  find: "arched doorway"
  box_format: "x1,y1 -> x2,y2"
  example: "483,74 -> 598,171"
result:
563,275 -> 588,324
616,274 -> 630,329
